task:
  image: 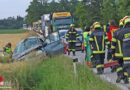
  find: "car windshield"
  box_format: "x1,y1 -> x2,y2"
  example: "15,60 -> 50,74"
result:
13,38 -> 42,56
59,31 -> 68,37
50,32 -> 60,43
54,17 -> 72,25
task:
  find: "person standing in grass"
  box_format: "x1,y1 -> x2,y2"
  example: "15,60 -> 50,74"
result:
3,42 -> 12,56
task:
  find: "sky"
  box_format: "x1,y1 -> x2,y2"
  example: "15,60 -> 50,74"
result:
0,0 -> 32,19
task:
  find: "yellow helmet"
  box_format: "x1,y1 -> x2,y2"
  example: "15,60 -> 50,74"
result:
123,16 -> 130,26
70,24 -> 75,27
119,19 -> 123,26
93,22 -> 101,29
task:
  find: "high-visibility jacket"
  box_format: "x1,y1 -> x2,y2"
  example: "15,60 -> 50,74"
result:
117,27 -> 130,62
83,31 -> 90,47
111,29 -> 123,58
107,26 -> 119,41
89,28 -> 110,54
5,47 -> 11,53
66,29 -> 79,42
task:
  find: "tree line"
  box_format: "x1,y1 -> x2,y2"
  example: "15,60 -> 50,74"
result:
25,0 -> 130,29
0,16 -> 24,29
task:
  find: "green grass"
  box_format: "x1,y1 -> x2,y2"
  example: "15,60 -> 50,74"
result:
35,55 -> 117,90
0,55 -> 117,90
0,29 -> 29,34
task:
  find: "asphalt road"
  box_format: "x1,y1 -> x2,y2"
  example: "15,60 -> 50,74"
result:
65,51 -> 130,90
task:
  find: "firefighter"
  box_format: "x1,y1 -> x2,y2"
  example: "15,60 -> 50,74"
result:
117,16 -> 130,83
107,20 -> 119,65
111,19 -> 128,83
89,22 -> 110,74
66,24 -> 79,56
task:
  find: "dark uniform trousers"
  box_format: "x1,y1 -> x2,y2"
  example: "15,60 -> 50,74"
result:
68,42 -> 76,52
93,54 -> 105,71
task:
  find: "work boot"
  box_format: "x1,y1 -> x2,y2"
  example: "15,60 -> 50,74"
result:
116,76 -> 122,83
111,66 -> 116,73
97,69 -> 103,74
123,77 -> 129,84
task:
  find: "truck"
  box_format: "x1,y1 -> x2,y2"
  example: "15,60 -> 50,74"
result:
50,12 -> 74,32
41,14 -> 51,37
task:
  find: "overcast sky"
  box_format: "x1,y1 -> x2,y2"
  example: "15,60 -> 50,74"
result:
0,0 -> 32,19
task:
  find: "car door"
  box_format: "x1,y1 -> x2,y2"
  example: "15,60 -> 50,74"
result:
42,32 -> 64,57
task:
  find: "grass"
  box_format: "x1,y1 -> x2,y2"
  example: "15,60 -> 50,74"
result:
0,29 -> 29,34
0,54 -> 117,90
36,55 -> 117,90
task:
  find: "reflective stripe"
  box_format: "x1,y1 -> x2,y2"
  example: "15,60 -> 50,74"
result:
77,37 -> 79,38
118,40 -> 123,55
123,57 -> 130,60
66,37 -> 68,38
124,72 -> 128,76
94,36 -> 99,51
89,38 -> 94,41
116,67 -> 123,72
102,35 -> 104,51
72,49 -> 76,51
115,53 -> 123,57
93,51 -> 105,54
96,64 -> 103,68
106,42 -> 110,44
68,49 -> 71,51
112,38 -> 116,42
105,36 -> 108,40
129,78 -> 130,82
111,45 -> 116,49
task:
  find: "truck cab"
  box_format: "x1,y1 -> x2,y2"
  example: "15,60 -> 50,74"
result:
51,12 -> 74,32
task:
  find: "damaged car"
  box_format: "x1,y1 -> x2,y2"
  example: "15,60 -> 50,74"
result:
12,32 -> 64,61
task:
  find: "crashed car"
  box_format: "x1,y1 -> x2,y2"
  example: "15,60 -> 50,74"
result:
12,32 -> 64,61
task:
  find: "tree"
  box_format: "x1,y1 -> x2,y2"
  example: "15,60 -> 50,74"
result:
25,0 -> 44,25
101,0 -> 119,24
116,0 -> 130,19
74,2 -> 88,29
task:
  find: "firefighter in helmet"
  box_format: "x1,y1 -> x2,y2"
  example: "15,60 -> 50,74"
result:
117,16 -> 130,83
66,24 -> 79,56
89,22 -> 110,74
111,19 -> 129,83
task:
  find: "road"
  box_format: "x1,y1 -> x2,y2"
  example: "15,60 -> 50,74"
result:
65,51 -> 130,90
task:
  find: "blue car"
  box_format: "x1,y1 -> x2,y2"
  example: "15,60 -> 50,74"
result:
12,32 -> 64,61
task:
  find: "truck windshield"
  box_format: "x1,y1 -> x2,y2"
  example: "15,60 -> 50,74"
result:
54,17 -> 72,25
